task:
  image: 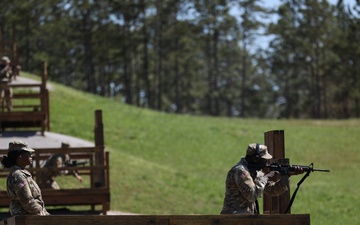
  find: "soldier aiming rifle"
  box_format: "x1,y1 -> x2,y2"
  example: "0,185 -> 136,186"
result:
220,143 -> 330,214
38,142 -> 85,190
246,155 -> 330,213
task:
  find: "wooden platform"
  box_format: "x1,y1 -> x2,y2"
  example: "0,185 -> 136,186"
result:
0,147 -> 110,215
0,111 -> 110,215
0,214 -> 310,225
0,81 -> 50,135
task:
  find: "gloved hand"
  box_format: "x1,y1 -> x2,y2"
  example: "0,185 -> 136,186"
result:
264,171 -> 281,181
288,166 -> 304,176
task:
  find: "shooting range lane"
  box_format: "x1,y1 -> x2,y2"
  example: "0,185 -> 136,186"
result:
0,131 -> 94,149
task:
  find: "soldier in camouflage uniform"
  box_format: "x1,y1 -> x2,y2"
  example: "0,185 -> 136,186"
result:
220,143 -> 303,214
38,142 -> 83,190
0,56 -> 13,111
1,140 -> 50,216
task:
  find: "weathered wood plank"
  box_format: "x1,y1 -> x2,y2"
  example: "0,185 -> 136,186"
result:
12,93 -> 43,99
0,214 -> 310,225
41,188 -> 110,205
263,130 -> 291,214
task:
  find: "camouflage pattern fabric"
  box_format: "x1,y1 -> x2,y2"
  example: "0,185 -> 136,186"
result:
0,64 -> 12,81
0,59 -> 13,111
220,158 -> 288,214
38,154 -> 70,189
6,165 -> 50,216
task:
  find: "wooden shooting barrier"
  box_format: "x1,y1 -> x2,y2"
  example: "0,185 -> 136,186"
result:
0,63 -> 50,135
263,130 -> 290,214
0,214 -> 310,225
0,110 -> 110,215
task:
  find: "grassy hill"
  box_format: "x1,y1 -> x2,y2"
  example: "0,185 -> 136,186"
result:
24,73 -> 360,224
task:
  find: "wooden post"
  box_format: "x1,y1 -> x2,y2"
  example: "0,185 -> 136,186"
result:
94,110 -> 104,147
42,62 -> 50,132
93,110 -> 105,188
263,130 -> 291,214
92,110 -> 106,211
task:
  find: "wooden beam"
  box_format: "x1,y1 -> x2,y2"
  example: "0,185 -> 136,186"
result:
94,110 -> 104,147
93,110 -> 107,210
263,130 -> 291,214
0,214 -> 310,225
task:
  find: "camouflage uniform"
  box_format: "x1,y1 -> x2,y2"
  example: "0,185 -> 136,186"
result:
221,144 -> 289,214
7,165 -> 50,216
0,56 -> 13,111
38,153 -> 80,189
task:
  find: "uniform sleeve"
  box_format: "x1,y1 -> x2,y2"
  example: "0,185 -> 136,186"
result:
263,175 -> 289,196
0,65 -> 12,77
234,167 -> 269,202
13,174 -> 45,215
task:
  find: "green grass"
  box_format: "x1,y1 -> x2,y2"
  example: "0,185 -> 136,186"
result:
6,73 -> 360,225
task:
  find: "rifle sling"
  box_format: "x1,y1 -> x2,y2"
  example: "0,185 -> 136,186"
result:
255,199 -> 260,214
284,170 -> 311,214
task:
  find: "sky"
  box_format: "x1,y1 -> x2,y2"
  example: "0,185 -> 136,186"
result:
229,0 -> 358,51
264,0 -> 356,8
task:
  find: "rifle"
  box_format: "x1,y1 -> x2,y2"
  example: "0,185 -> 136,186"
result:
248,162 -> 330,175
65,160 -> 87,167
248,162 -> 330,213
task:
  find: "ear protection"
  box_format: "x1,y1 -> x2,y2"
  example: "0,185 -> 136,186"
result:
253,143 -> 261,163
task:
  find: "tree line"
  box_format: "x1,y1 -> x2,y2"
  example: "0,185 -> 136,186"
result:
0,0 -> 359,118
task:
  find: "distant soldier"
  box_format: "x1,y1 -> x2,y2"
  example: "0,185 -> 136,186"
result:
0,56 -> 13,111
38,142 -> 83,189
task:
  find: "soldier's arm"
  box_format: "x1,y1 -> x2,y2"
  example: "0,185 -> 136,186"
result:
0,65 -> 11,76
235,167 -> 268,202
72,170 -> 83,182
263,172 -> 289,196
14,176 -> 44,215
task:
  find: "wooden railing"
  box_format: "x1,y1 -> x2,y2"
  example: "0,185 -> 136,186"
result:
0,75 -> 49,135
0,214 -> 310,225
0,110 -> 110,215
0,146 -> 110,215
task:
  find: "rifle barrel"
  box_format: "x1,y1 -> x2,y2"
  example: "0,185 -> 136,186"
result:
312,168 -> 330,172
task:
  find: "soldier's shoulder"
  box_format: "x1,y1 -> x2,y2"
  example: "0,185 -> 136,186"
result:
10,168 -> 28,180
233,162 -> 248,172
232,163 -> 251,180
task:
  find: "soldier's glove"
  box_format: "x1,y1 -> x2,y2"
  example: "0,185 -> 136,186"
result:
264,171 -> 282,182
